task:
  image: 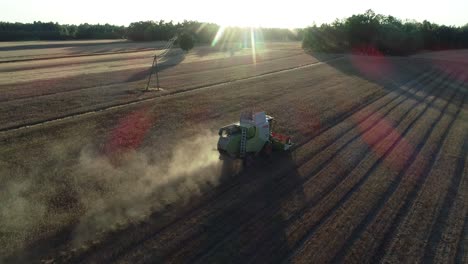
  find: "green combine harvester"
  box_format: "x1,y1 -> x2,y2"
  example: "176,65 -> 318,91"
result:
217,111 -> 293,165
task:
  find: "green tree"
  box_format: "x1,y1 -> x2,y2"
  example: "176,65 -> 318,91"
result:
179,32 -> 194,51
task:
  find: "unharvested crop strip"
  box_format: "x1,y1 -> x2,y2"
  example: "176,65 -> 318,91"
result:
332,73 -> 466,263
422,132 -> 468,263
284,69 -> 457,263
372,85 -> 466,262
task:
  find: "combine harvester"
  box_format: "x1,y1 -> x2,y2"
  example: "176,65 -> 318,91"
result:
217,111 -> 293,166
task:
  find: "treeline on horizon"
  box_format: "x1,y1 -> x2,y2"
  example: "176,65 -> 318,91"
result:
2,10 -> 468,55
0,20 -> 302,43
303,10 -> 468,55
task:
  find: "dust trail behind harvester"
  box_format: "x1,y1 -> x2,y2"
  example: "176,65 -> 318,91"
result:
72,131 -> 232,244
0,131 -> 238,259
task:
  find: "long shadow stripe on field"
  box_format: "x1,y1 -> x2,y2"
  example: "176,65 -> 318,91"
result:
283,68 -> 459,263
0,56 -> 345,133
77,68 -> 427,263
368,92 -> 467,263
331,72 -> 466,263
422,132 -> 468,263
188,70 -> 444,263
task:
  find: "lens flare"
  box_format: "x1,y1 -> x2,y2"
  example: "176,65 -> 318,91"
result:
250,28 -> 257,65
211,26 -> 225,47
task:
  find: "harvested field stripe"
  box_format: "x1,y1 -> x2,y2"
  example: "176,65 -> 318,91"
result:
334,73 -> 467,264
187,69 -> 448,263
285,69 -> 458,263
424,133 -> 468,263
0,56 -> 344,133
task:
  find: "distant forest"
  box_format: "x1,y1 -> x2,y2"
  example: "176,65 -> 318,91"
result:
1,10 -> 467,55
303,10 -> 468,55
0,20 -> 301,43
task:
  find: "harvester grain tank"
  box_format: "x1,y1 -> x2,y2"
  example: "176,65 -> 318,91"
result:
217,111 -> 293,165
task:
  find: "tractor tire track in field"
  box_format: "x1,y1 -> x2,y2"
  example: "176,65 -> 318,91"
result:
186,68 -> 445,263
333,72 -> 467,263
0,56 -> 344,133
285,68 -> 459,263
368,80 -> 466,263
67,65 -> 434,263
111,67 -> 442,263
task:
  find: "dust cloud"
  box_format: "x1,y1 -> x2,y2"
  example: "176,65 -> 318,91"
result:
72,132 -> 225,243
0,131 -> 235,257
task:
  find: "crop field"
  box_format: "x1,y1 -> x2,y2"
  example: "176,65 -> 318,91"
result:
0,40 -> 467,263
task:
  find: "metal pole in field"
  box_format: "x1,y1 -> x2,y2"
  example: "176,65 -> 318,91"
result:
154,55 -> 160,91
145,55 -> 157,91
145,36 -> 176,91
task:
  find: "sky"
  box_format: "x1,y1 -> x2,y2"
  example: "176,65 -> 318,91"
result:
3,0 -> 468,28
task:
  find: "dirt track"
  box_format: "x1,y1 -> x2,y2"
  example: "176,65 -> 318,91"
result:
0,41 -> 467,263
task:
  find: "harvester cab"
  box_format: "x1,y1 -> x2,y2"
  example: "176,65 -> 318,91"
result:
217,111 -> 293,165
